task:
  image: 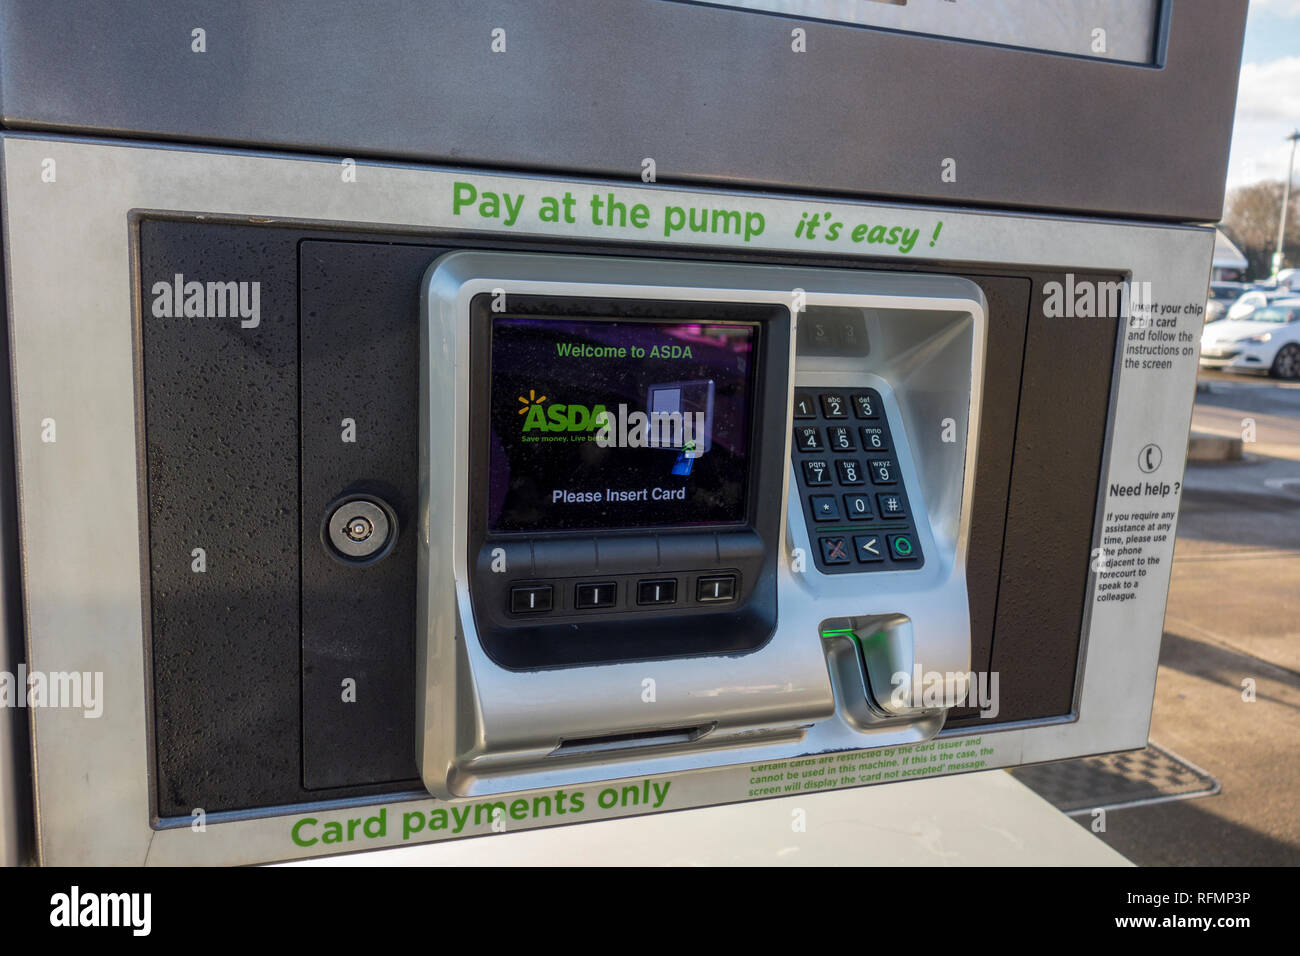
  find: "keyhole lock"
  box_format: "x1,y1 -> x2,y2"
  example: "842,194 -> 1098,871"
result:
323,495 -> 397,564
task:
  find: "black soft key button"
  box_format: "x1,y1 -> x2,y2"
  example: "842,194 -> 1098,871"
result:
697,575 -> 737,603
510,584 -> 553,613
636,579 -> 677,605
575,582 -> 618,609
793,393 -> 817,419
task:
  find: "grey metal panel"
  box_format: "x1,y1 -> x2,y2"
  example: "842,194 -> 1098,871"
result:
0,228 -> 32,866
0,135 -> 1215,864
0,0 -> 1244,223
687,1 -> 1162,63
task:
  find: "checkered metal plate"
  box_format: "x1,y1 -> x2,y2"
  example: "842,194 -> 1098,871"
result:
1009,743 -> 1219,815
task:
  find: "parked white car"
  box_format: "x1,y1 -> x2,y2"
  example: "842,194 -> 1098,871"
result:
1225,288 -> 1291,321
1205,281 -> 1246,323
1200,299 -> 1300,378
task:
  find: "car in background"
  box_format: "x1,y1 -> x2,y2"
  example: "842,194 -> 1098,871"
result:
1272,268 -> 1300,293
1205,281 -> 1246,322
1200,298 -> 1300,378
1225,288 -> 1293,321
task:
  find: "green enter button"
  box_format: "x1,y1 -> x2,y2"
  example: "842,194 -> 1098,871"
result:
887,534 -> 919,561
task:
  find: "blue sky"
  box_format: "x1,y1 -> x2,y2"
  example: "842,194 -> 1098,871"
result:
1224,0 -> 1300,193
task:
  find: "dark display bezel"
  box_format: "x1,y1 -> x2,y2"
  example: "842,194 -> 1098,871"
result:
467,292 -> 791,669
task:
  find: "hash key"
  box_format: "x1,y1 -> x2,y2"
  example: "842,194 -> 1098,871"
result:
877,493 -> 906,517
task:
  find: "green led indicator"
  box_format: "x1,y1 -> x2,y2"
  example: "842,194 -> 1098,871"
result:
820,627 -> 856,640
819,627 -> 887,647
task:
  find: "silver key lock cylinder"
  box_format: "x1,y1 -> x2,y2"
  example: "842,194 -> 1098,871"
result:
323,494 -> 398,564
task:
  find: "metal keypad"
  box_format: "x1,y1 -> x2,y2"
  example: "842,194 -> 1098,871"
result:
791,387 -> 924,573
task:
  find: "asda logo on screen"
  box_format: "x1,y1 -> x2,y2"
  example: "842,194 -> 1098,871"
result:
522,403 -> 608,432
517,392 -> 705,452
518,391 -> 607,433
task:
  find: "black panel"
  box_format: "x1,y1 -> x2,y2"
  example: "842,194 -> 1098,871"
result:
141,223 -> 304,816
983,276 -> 1121,722
141,224 -> 441,815
139,216 -> 1119,815
298,241 -> 443,789
943,277 -> 1031,724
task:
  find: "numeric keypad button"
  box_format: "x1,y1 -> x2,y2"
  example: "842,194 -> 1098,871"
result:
795,425 -> 823,452
852,392 -> 879,419
835,460 -> 864,485
820,394 -> 848,419
843,494 -> 873,520
802,459 -> 832,486
868,459 -> 898,485
827,426 -> 855,451
859,426 -> 888,453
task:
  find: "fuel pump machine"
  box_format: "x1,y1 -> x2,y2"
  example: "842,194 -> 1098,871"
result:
0,0 -> 1247,864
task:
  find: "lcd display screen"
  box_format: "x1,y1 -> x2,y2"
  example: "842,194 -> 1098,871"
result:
487,317 -> 757,532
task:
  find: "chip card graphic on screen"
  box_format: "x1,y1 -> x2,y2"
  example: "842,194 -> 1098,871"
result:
647,379 -> 715,456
